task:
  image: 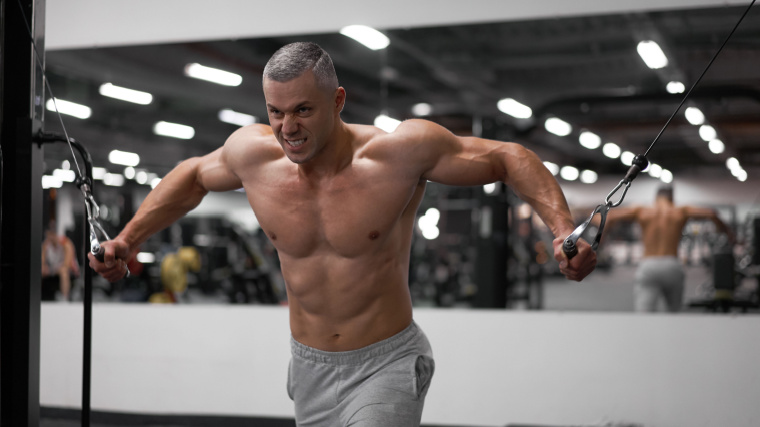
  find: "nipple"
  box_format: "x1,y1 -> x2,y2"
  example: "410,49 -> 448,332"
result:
368,231 -> 380,240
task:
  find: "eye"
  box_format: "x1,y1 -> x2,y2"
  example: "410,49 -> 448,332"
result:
298,107 -> 311,114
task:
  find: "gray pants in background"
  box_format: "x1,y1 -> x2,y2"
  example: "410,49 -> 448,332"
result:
287,321 -> 435,427
634,256 -> 685,312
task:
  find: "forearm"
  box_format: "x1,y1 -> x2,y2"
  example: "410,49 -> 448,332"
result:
502,144 -> 574,238
118,157 -> 209,251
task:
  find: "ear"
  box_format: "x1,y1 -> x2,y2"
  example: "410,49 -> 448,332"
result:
334,87 -> 346,114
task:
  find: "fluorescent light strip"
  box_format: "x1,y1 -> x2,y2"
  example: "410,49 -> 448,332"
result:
602,142 -> 621,159
666,81 -> 685,94
154,121 -> 195,139
497,98 -> 532,119
579,131 -> 601,149
708,139 -> 725,154
543,161 -> 559,176
339,25 -> 390,50
374,114 -> 401,133
560,166 -> 579,181
580,170 -> 598,184
184,63 -> 242,86
45,98 -> 91,119
637,40 -> 668,69
42,175 -> 63,189
684,107 -> 705,125
108,150 -> 140,167
699,125 -> 717,141
544,117 -> 572,136
99,83 -> 153,105
218,109 -> 257,127
412,103 -> 433,117
103,173 -> 125,187
52,169 -> 76,183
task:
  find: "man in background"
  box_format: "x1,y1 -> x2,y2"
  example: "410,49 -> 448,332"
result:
604,186 -> 734,312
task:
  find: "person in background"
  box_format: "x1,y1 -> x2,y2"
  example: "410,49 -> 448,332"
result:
41,220 -> 79,301
602,186 -> 734,312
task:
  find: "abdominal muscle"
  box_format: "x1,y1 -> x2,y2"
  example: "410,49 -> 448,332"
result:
281,250 -> 414,352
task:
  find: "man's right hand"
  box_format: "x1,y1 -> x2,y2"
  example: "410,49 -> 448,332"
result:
88,238 -> 131,282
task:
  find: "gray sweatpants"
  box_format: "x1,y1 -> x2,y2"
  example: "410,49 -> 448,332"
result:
287,321 -> 435,427
634,256 -> 685,312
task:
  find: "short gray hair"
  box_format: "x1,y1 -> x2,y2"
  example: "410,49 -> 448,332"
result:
263,42 -> 339,91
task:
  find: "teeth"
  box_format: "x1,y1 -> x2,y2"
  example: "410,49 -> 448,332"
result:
287,138 -> 305,147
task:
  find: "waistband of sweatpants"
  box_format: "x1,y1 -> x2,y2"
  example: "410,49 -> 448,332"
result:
640,255 -> 680,265
290,320 -> 420,366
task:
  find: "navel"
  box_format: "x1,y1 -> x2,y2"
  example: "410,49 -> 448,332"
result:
368,230 -> 380,240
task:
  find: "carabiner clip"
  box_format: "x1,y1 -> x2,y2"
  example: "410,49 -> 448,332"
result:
562,202 -> 612,259
80,183 -> 110,262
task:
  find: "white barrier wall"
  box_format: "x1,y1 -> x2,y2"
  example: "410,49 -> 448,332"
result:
41,304 -> 760,427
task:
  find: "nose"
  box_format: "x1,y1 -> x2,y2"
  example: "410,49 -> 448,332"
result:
282,114 -> 298,135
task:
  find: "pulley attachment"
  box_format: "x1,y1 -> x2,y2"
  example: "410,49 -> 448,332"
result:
562,155 -> 648,259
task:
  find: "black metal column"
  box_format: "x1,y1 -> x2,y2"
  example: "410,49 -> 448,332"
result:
0,0 -> 46,425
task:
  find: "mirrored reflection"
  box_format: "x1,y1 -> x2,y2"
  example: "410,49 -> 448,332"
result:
40,4 -> 760,314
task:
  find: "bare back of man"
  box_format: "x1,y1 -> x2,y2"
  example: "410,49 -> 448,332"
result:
608,192 -> 731,258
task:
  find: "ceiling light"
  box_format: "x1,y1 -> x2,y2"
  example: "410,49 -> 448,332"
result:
708,139 -> 725,154
42,175 -> 63,189
103,173 -> 125,187
218,109 -> 257,127
621,151 -> 635,166
497,98 -> 532,119
648,163 -> 663,178
579,131 -> 601,149
684,107 -> 705,125
136,252 -> 156,264
580,170 -> 598,184
666,81 -> 685,94
184,63 -> 242,86
543,161 -> 559,176
150,178 -> 162,189
45,98 -> 91,119
602,142 -> 621,159
108,150 -> 140,167
412,103 -> 433,116
52,168 -> 76,183
154,121 -> 195,139
560,166 -> 579,181
737,170 -> 748,182
698,124 -> 716,141
483,183 -> 497,195
99,83 -> 153,105
544,117 -> 572,136
124,166 -> 136,180
61,160 -> 70,170
374,114 -> 401,132
135,170 -> 149,185
661,169 -> 673,184
726,157 -> 741,172
92,167 -> 108,180
637,40 -> 668,69
339,25 -> 390,50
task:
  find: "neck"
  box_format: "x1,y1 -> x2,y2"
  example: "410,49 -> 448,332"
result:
298,120 -> 352,178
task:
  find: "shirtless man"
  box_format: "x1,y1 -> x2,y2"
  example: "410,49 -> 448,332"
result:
604,186 -> 733,312
89,42 -> 596,426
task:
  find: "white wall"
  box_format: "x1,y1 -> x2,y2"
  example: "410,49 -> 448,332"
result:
46,0 -> 748,50
41,304 -> 760,426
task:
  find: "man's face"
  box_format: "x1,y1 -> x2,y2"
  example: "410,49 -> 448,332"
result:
263,71 -> 341,164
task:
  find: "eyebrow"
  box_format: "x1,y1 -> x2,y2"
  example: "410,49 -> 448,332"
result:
266,102 -> 311,111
